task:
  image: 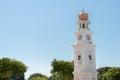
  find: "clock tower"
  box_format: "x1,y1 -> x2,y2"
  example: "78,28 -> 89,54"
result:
73,9 -> 97,80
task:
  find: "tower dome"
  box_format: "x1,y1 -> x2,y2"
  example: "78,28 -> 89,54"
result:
78,9 -> 88,21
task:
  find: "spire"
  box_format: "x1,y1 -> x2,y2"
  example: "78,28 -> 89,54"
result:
82,7 -> 84,12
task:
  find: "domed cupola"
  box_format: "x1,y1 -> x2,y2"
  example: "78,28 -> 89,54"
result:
78,9 -> 88,21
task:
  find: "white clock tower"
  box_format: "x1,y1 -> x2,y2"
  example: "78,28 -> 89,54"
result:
73,9 -> 97,80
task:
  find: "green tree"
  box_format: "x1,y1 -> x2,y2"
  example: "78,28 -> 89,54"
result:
31,77 -> 47,80
28,73 -> 48,80
97,67 -> 111,80
48,73 -> 62,80
102,67 -> 120,80
50,59 -> 73,80
0,57 -> 27,80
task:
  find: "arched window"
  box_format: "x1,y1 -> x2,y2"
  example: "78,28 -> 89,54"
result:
79,25 -> 81,30
89,55 -> 92,60
80,24 -> 81,28
86,25 -> 88,29
82,24 -> 85,28
78,55 -> 81,60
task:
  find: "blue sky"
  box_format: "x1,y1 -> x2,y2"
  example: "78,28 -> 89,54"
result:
0,0 -> 120,79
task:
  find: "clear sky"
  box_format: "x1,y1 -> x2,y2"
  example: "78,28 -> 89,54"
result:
0,0 -> 120,79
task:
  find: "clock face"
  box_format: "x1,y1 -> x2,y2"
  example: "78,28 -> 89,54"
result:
78,35 -> 82,41
86,35 -> 90,40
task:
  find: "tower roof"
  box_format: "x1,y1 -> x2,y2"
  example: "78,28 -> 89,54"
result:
78,9 -> 88,21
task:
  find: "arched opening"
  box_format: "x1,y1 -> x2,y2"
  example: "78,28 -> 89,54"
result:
82,24 -> 85,28
78,55 -> 81,60
89,55 -> 92,60
79,25 -> 81,30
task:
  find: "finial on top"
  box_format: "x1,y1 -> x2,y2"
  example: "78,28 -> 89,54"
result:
82,7 -> 84,12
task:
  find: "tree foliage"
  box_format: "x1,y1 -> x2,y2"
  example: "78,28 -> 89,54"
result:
48,73 -> 64,80
28,73 -> 48,80
50,59 -> 74,80
31,77 -> 47,80
97,67 -> 111,80
102,67 -> 120,80
0,57 -> 27,80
